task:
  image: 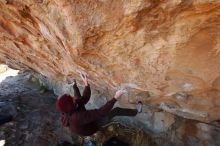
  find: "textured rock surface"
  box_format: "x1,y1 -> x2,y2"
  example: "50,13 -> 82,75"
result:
1,71 -> 220,146
0,0 -> 220,123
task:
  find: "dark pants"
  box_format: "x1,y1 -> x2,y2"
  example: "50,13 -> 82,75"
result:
97,107 -> 138,127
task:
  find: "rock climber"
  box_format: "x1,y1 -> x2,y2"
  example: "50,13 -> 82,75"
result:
56,73 -> 142,136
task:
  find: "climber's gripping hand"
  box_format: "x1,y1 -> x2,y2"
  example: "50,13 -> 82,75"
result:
114,89 -> 127,100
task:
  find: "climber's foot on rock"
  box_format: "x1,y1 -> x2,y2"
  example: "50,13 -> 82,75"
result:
136,101 -> 143,113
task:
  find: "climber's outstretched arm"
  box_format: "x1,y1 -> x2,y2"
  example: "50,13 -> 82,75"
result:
75,85 -> 91,105
74,72 -> 91,105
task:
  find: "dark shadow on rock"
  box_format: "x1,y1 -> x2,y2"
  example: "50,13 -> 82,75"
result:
56,141 -> 77,146
103,137 -> 129,146
0,114 -> 13,125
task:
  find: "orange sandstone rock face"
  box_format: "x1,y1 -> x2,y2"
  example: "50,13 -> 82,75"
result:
0,0 -> 220,122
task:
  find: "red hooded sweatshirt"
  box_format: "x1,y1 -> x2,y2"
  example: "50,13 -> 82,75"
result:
60,86 -> 117,136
